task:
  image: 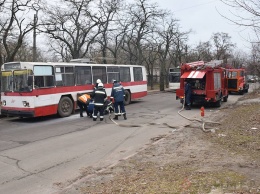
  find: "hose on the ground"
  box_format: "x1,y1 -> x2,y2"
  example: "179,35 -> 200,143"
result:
107,96 -> 220,132
178,95 -> 220,132
108,112 -> 177,129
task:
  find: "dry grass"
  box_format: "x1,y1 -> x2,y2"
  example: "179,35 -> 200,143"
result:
67,89 -> 260,194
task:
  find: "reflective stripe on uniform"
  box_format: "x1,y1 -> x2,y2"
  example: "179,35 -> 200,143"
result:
95,91 -> 106,94
94,103 -> 104,106
113,86 -> 122,90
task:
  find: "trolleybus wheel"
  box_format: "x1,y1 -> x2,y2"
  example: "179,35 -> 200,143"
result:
124,90 -> 131,105
58,96 -> 73,117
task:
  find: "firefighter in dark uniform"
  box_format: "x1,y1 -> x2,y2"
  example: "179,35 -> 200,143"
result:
110,80 -> 127,120
92,82 -> 107,121
94,79 -> 102,90
77,93 -> 91,117
184,79 -> 192,110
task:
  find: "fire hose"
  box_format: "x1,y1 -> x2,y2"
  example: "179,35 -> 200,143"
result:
107,105 -> 178,129
178,95 -> 220,133
107,96 -> 220,132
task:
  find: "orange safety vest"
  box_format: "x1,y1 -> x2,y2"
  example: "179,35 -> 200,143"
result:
78,94 -> 91,104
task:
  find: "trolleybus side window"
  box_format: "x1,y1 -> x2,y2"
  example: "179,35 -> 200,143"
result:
75,66 -> 92,85
92,66 -> 107,84
34,66 -> 54,88
133,67 -> 143,81
107,66 -> 119,83
120,67 -> 130,82
55,66 -> 74,86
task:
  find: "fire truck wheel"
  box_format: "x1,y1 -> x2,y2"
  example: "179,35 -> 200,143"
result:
58,96 -> 73,117
223,95 -> 228,102
124,90 -> 131,105
239,90 -> 244,95
215,99 -> 222,107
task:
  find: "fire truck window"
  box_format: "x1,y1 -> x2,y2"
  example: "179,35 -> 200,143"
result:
232,72 -> 237,78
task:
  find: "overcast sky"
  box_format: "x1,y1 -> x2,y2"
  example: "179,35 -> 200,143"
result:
155,0 -> 253,53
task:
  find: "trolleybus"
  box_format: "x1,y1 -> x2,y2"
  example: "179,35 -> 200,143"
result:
168,67 -> 181,90
1,61 -> 147,118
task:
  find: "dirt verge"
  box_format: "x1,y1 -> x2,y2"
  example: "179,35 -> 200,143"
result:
61,89 -> 260,194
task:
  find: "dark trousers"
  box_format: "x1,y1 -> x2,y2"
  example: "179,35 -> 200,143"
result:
93,105 -> 104,118
185,93 -> 191,106
77,100 -> 88,116
114,101 -> 126,115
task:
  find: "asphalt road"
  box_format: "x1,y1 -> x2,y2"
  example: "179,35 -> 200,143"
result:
0,85 -> 257,194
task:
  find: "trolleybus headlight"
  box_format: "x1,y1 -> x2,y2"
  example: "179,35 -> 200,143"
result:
22,101 -> 30,107
2,100 -> 6,106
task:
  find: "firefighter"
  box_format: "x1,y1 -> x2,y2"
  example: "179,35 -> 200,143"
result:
94,79 -> 102,90
110,80 -> 127,120
92,82 -> 107,121
77,93 -> 91,117
184,79 -> 192,110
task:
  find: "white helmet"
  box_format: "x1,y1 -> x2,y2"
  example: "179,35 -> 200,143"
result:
96,79 -> 101,84
98,82 -> 103,88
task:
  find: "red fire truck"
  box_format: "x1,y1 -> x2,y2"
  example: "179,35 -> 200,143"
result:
176,60 -> 229,107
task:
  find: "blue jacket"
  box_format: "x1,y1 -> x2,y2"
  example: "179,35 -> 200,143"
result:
110,83 -> 125,102
185,82 -> 192,97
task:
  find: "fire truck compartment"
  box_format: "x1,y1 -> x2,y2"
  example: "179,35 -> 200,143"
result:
228,79 -> 237,89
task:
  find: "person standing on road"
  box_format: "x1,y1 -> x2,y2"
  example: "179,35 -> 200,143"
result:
184,79 -> 192,110
110,80 -> 127,120
77,93 -> 91,117
92,82 -> 107,121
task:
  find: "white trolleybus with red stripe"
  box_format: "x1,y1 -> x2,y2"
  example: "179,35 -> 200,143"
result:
1,61 -> 147,118
168,67 -> 181,91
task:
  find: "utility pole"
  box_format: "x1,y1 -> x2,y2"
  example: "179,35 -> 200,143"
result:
0,39 -> 2,66
33,12 -> 37,62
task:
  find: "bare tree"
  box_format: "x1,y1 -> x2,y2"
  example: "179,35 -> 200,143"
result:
41,0 -> 103,61
211,32 -> 235,61
143,34 -> 161,90
230,49 -> 248,68
220,0 -> 260,73
0,0 -> 39,63
249,43 -> 260,76
122,0 -> 166,65
220,0 -> 260,42
193,41 -> 213,61
157,18 -> 188,91
95,0 -> 120,64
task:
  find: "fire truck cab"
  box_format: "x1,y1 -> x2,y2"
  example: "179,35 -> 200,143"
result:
176,60 -> 228,107
226,68 -> 249,95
